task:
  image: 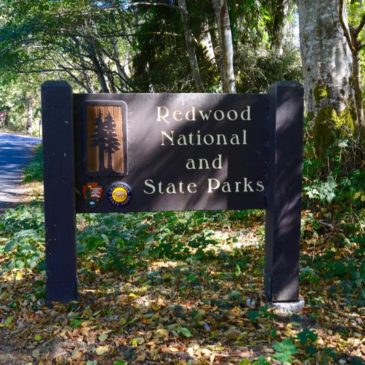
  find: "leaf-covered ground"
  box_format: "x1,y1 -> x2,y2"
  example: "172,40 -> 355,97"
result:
0,180 -> 364,365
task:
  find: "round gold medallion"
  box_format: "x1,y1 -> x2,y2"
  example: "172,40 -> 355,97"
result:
107,182 -> 132,207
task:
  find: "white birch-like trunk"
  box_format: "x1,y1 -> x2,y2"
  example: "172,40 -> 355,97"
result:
298,0 -> 354,114
298,0 -> 357,159
212,0 -> 236,93
200,22 -> 216,66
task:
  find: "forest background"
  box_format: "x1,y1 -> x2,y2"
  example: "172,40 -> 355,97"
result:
0,0 -> 364,364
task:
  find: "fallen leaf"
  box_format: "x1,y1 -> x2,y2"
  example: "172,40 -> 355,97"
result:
99,333 -> 109,342
95,345 -> 110,356
178,327 -> 193,338
226,326 -> 241,340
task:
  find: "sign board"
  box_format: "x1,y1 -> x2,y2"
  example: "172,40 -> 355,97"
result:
41,81 -> 304,305
74,94 -> 270,212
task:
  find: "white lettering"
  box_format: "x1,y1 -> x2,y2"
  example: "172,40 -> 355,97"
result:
157,105 -> 251,123
198,158 -> 209,170
221,181 -> 231,193
207,178 -> 265,194
241,105 -> 251,121
243,177 -> 254,192
227,109 -> 238,121
177,134 -> 188,146
186,106 -> 196,121
212,154 -> 222,169
216,134 -> 228,145
256,181 -> 264,192
199,110 -> 212,120
214,109 -> 225,121
166,183 -> 177,194
173,110 -> 183,121
143,179 -> 156,194
157,106 -> 170,124
143,180 -> 198,195
208,178 -> 220,193
161,130 -> 174,146
187,182 -> 197,193
185,158 -> 196,169
242,130 -> 247,145
203,134 -> 214,145
230,134 -> 240,145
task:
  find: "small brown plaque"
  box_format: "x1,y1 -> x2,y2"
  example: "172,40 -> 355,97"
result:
84,102 -> 127,176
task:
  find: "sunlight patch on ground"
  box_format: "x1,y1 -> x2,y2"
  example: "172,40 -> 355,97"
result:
206,229 -> 262,253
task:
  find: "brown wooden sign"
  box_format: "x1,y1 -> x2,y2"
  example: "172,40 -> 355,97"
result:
85,102 -> 127,176
41,81 -> 304,306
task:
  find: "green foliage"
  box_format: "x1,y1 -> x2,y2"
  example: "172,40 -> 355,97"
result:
252,356 -> 271,365
77,211 -> 226,273
77,213 -> 150,273
0,204 -> 44,271
303,118 -> 365,208
304,175 -> 337,203
297,328 -> 318,355
247,305 -> 273,323
236,45 -> 302,93
23,144 -> 43,182
0,72 -> 41,133
272,338 -> 298,363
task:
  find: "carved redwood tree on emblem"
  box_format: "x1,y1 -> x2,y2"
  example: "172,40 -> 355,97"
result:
86,105 -> 125,175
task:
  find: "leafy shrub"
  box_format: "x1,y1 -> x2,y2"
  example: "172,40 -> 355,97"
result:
77,211 -> 224,273
304,175 -> 337,203
272,338 -> 298,363
23,144 -> 43,182
0,204 -> 44,271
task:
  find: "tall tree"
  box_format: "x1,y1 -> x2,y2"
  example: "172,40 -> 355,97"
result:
298,0 -> 356,159
339,0 -> 365,127
177,0 -> 204,91
212,0 -> 236,92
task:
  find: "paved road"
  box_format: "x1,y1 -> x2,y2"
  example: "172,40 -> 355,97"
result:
0,133 -> 41,213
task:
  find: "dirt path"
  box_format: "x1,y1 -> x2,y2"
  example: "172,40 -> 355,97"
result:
0,132 -> 41,213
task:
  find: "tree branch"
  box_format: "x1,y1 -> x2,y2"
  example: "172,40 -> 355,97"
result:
354,13 -> 365,37
2,68 -> 86,74
339,0 -> 356,54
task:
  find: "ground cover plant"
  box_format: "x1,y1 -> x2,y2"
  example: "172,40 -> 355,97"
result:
0,142 -> 364,364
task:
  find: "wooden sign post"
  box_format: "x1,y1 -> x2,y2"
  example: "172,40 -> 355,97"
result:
41,81 -> 303,305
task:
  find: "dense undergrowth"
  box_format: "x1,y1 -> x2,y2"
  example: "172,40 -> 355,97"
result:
0,138 -> 364,364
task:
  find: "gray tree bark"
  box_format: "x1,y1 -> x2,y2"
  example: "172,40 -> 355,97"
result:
212,0 -> 236,93
339,0 -> 365,127
298,0 -> 356,158
298,0 -> 354,113
177,0 -> 204,92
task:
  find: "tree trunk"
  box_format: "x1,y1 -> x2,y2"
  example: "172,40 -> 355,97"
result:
298,0 -> 356,159
271,1 -> 290,57
212,0 -> 236,93
111,37 -> 133,91
177,0 -> 204,92
26,96 -> 33,135
200,22 -> 217,66
339,0 -> 365,128
86,40 -> 110,93
352,53 -> 364,127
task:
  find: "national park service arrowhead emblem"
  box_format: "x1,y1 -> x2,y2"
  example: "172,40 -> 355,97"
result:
82,182 -> 103,208
107,182 -> 132,207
